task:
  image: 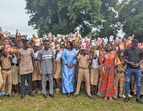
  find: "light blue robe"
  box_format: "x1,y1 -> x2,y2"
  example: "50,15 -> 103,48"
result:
62,48 -> 77,94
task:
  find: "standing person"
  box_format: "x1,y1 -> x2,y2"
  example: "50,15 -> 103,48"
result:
0,51 -> 13,98
73,49 -> 93,99
0,48 -> 3,89
32,45 -> 42,94
74,43 -> 80,86
54,44 -> 64,93
62,41 -> 77,96
11,48 -> 19,95
124,39 -> 143,104
0,39 -> 13,98
116,53 -> 126,98
98,44 -> 121,101
38,40 -> 55,98
90,50 -> 100,97
18,39 -> 34,99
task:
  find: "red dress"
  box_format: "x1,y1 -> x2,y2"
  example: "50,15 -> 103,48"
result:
98,51 -> 121,98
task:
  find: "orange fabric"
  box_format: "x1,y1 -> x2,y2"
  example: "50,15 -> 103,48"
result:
98,51 -> 121,98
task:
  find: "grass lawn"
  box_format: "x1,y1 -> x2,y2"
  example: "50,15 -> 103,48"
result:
0,92 -> 143,111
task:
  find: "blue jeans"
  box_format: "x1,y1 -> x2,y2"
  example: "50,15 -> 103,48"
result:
21,73 -> 33,95
125,68 -> 141,96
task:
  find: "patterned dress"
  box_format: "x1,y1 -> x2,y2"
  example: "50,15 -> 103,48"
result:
98,51 -> 121,98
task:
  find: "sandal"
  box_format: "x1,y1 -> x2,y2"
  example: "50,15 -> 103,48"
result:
55,88 -> 60,94
109,97 -> 113,101
104,97 -> 108,101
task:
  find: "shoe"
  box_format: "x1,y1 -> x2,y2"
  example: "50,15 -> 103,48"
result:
121,94 -> 126,99
0,94 -> 4,98
49,94 -> 54,98
21,95 -> 25,99
55,88 -> 60,94
73,93 -> 79,97
124,97 -> 129,102
88,94 -> 93,99
140,95 -> 143,99
5,92 -> 9,96
128,94 -> 132,98
136,97 -> 143,104
29,94 -> 34,97
37,91 -> 41,94
8,94 -> 12,98
43,94 -> 47,98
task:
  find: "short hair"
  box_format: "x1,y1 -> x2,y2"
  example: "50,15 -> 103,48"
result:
23,39 -> 29,44
67,41 -> 73,50
132,39 -> 138,44
43,40 -> 49,43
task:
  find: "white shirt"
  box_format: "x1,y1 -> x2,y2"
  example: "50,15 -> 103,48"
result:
56,50 -> 62,62
12,54 -> 17,64
92,58 -> 99,69
34,51 -> 39,59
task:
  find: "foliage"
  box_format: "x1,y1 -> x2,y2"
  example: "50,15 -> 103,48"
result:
25,0 -> 102,37
25,0 -> 143,41
118,0 -> 143,41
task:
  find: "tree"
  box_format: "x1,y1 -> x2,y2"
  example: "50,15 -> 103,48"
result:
92,0 -> 120,38
118,0 -> 143,41
25,0 -> 102,37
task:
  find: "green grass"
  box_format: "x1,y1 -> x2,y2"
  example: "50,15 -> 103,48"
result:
0,92 -> 143,111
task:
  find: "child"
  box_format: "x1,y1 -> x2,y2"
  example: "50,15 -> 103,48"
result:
90,49 -> 100,97
116,53 -> 126,98
0,50 -> 13,98
54,43 -> 64,93
73,48 -> 93,99
0,47 -> 3,89
32,45 -> 42,94
11,48 -> 19,95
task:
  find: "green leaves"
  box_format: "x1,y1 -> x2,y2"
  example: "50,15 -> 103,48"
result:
25,0 -> 103,37
119,0 -> 143,41
25,0 -> 143,40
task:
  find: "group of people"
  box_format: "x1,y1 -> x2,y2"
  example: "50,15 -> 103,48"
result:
0,32 -> 143,104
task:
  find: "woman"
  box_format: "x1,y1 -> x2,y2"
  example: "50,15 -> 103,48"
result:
62,41 -> 77,96
98,44 -> 121,101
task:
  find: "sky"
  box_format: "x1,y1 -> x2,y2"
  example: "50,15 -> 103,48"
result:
0,0 -> 37,37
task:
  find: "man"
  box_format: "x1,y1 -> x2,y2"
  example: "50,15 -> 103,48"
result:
124,39 -> 143,104
38,40 -> 55,98
18,39 -> 34,99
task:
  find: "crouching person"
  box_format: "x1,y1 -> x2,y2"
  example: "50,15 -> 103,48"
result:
73,48 -> 93,99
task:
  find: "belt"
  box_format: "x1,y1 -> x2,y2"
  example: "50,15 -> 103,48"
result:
79,66 -> 89,70
11,63 -> 19,66
2,68 -> 11,71
117,71 -> 124,73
